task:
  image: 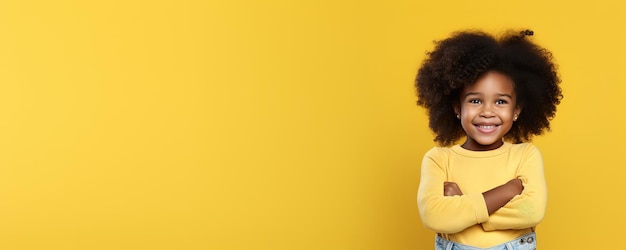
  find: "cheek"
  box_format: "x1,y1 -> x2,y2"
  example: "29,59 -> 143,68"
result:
506,108 -> 518,117
502,111 -> 516,121
460,104 -> 475,114
461,108 -> 480,118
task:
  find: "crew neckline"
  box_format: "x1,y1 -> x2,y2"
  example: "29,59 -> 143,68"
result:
451,142 -> 513,157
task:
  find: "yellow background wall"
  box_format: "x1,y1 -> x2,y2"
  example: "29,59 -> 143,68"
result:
0,0 -> 623,249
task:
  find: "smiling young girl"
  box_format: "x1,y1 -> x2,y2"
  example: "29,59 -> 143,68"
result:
415,30 -> 562,249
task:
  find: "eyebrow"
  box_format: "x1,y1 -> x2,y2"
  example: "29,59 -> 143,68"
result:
463,92 -> 513,99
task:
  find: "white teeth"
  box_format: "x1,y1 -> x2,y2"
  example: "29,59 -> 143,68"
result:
477,125 -> 496,129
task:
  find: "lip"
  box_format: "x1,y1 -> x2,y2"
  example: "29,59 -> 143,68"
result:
475,124 -> 499,134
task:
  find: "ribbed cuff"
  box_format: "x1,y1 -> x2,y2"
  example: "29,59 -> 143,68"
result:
468,193 -> 489,224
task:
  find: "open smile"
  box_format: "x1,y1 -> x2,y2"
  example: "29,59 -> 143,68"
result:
475,124 -> 499,133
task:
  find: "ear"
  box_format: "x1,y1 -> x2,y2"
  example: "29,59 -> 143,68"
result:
514,106 -> 522,121
453,104 -> 461,119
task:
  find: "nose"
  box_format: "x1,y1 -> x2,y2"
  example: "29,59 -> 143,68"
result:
480,104 -> 495,117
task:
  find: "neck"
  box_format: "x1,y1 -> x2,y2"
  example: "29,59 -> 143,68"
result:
461,139 -> 504,151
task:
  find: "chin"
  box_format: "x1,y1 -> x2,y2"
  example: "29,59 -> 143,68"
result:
474,138 -> 503,147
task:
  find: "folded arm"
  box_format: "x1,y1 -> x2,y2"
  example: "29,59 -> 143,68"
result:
481,146 -> 547,231
417,151 -> 490,234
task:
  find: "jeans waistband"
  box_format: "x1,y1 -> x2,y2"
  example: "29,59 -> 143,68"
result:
435,232 -> 536,250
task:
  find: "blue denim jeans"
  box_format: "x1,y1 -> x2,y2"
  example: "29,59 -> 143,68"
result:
435,232 -> 536,250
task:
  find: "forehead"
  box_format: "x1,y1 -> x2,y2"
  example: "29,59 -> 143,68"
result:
462,71 -> 516,96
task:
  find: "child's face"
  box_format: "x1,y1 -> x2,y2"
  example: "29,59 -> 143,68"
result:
456,71 -> 521,151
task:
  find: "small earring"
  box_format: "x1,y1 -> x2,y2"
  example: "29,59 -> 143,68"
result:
456,114 -> 460,119
514,115 -> 518,121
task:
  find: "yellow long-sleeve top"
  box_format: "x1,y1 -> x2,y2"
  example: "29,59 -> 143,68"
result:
417,142 -> 547,248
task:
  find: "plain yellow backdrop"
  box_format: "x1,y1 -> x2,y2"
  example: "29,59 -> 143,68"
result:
0,0 -> 624,249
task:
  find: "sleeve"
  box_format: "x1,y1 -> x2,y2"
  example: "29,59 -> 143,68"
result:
481,145 -> 547,231
417,148 -> 490,234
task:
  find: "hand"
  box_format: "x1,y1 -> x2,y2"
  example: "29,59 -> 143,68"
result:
506,178 -> 524,196
444,182 -> 463,196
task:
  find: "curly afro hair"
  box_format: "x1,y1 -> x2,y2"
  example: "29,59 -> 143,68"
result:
415,29 -> 563,146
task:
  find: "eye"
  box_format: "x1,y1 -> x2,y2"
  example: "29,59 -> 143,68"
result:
469,99 -> 481,104
496,99 -> 508,105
